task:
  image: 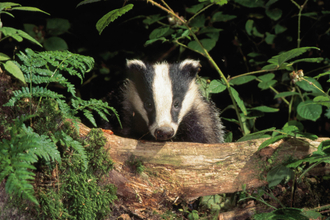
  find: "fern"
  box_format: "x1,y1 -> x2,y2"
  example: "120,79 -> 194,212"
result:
16,48 -> 94,83
3,86 -> 65,107
4,48 -> 120,128
0,116 -> 61,205
72,97 -> 121,127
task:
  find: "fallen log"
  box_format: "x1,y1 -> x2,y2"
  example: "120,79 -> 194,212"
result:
78,122 -> 328,215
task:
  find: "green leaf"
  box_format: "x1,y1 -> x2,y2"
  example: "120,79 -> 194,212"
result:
186,3 -> 205,14
289,57 -> 323,66
200,195 -> 222,212
230,87 -> 247,115
274,91 -> 299,98
258,134 -> 287,151
96,4 -> 134,35
188,38 -> 216,53
212,0 -> 228,6
267,165 -> 294,188
283,120 -> 304,132
265,32 -> 275,44
76,0 -> 103,7
262,47 -> 319,70
297,100 -> 322,121
237,127 -> 275,142
234,0 -> 265,8
265,8 -> 282,21
245,19 -> 254,36
144,37 -> 167,46
230,75 -> 256,85
46,18 -> 70,36
208,79 -> 226,93
212,12 -> 236,22
0,52 -> 11,61
0,2 -> 21,11
258,79 -> 276,90
302,210 -> 322,219
3,60 -> 26,84
143,14 -> 166,25
44,37 -> 68,51
313,96 -> 330,108
199,27 -> 222,34
249,106 -> 279,112
258,73 -> 275,81
190,14 -> 206,28
11,6 -> 50,15
0,27 -> 42,47
275,23 -> 287,34
295,77 -> 323,93
314,71 -> 330,80
149,26 -> 170,39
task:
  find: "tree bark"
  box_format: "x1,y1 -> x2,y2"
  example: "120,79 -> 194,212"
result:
78,122 -> 328,214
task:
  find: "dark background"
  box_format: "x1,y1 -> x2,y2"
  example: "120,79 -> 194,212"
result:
2,0 -> 330,139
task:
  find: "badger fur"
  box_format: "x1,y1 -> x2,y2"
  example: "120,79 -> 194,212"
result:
114,59 -> 224,143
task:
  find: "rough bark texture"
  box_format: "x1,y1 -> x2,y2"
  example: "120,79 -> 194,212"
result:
78,122 -> 329,216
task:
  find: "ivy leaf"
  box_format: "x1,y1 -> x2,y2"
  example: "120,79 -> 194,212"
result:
96,4 -> 134,35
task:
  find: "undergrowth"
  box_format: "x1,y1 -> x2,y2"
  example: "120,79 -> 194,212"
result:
0,48 -> 118,219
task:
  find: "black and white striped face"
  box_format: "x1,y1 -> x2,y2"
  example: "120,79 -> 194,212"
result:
124,59 -> 201,141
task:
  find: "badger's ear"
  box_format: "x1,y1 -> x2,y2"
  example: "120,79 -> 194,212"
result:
179,59 -> 201,77
126,59 -> 147,71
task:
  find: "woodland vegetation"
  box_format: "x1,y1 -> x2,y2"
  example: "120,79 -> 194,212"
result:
1,0 -> 330,219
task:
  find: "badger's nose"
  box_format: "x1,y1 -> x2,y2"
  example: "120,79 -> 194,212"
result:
154,127 -> 174,140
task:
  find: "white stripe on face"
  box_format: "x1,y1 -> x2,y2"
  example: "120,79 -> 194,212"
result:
149,62 -> 178,137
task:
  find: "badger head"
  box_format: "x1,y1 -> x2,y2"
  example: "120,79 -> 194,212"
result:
123,59 -> 201,141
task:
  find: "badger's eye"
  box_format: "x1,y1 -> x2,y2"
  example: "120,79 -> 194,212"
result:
173,100 -> 180,110
144,101 -> 153,111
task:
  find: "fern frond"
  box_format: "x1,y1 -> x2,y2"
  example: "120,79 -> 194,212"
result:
22,124 -> 61,163
0,116 -> 61,205
71,97 -> 121,127
60,131 -> 88,171
3,86 -> 65,107
18,48 -> 94,84
24,73 -> 77,97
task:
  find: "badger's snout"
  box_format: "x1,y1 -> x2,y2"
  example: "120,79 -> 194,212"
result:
154,126 -> 174,140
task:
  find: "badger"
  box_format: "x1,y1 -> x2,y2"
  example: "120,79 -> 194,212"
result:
114,59 -> 224,143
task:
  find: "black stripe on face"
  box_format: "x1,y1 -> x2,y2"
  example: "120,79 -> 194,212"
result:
169,62 -> 196,123
128,63 -> 156,126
